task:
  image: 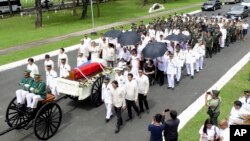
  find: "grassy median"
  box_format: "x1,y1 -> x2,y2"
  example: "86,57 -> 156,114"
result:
178,62 -> 250,141
0,6 -> 200,65
0,0 -> 203,50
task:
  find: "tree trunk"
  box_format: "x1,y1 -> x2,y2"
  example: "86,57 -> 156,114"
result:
76,0 -> 79,6
8,0 -> 13,15
35,0 -> 42,28
143,0 -> 148,6
81,0 -> 88,19
96,0 -> 100,17
72,0 -> 77,16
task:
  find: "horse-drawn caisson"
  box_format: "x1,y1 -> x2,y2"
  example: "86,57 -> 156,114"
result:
0,60 -> 112,140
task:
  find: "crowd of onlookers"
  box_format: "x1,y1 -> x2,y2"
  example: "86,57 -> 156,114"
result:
198,90 -> 250,141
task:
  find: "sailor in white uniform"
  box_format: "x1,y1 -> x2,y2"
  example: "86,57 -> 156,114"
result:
165,53 -> 177,90
101,76 -> 113,122
46,65 -> 58,97
59,58 -> 71,78
185,46 -> 195,79
27,58 -> 39,78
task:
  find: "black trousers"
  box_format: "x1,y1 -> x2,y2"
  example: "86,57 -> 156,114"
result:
138,94 -> 149,112
114,107 -> 123,129
157,69 -> 164,85
205,47 -> 212,58
213,42 -> 220,53
126,99 -> 140,118
210,112 -> 220,126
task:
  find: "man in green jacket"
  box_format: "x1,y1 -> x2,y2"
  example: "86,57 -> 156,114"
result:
26,74 -> 47,112
16,70 -> 34,107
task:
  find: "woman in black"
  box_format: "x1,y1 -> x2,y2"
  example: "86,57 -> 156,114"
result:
144,59 -> 156,86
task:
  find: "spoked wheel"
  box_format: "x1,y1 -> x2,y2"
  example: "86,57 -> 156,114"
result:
6,97 -> 31,129
90,75 -> 104,107
34,103 -> 62,140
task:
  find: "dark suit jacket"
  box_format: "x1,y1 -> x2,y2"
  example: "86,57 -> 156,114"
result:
162,116 -> 180,141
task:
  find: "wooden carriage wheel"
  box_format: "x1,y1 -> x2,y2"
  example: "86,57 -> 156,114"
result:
90,75 -> 105,107
5,97 -> 31,129
34,103 -> 62,140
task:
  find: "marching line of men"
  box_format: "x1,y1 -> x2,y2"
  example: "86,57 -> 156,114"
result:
102,68 -> 150,133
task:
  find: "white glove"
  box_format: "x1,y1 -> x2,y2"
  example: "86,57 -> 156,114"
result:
24,84 -> 29,88
30,87 -> 34,92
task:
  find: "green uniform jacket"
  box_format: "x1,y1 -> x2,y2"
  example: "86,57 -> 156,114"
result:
30,81 -> 47,99
19,77 -> 34,91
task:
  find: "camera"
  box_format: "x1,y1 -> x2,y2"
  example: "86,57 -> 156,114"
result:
165,109 -> 170,112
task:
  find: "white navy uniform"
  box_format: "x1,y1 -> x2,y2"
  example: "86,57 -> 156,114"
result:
57,53 -> 68,68
115,74 -> 126,90
102,83 -> 113,119
27,64 -> 39,78
59,64 -> 71,78
174,50 -> 185,82
46,70 -> 58,96
44,60 -> 54,72
165,57 -> 177,88
185,49 -> 195,77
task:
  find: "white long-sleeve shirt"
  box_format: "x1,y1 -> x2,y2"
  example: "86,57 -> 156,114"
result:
27,64 -> 39,78
46,70 -> 57,87
124,80 -> 138,101
101,83 -> 113,104
44,60 -> 55,71
136,75 -> 149,95
111,87 -> 126,108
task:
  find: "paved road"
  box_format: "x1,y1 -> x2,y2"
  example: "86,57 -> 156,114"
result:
0,4 -> 250,141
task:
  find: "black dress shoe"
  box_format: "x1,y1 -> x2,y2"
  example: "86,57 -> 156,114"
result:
17,104 -> 24,109
171,87 -> 174,90
191,76 -> 194,79
167,87 -> 171,89
115,128 -> 120,134
138,114 -> 142,119
125,118 -> 132,121
176,81 -> 179,84
106,119 -> 110,123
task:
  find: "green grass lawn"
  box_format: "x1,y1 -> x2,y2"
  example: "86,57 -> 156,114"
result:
0,0 -> 204,50
0,6 -> 200,65
178,62 -> 250,141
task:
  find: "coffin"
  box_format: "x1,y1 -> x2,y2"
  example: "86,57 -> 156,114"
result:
70,62 -> 104,80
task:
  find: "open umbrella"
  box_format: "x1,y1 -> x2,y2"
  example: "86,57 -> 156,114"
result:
179,33 -> 191,41
104,29 -> 122,38
142,42 -> 168,59
118,31 -> 141,46
165,33 -> 190,42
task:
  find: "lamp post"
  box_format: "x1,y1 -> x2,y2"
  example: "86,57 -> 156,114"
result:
90,0 -> 97,35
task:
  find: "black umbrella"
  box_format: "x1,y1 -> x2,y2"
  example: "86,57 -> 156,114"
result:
118,31 -> 141,46
179,33 -> 191,41
104,29 -> 122,38
142,42 -> 168,59
165,33 -> 190,42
